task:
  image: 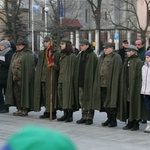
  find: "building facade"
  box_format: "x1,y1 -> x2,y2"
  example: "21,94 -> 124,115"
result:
1,0 -> 149,51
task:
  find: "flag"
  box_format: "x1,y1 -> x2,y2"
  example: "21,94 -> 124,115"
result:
46,39 -> 54,68
33,5 -> 41,12
60,0 -> 64,18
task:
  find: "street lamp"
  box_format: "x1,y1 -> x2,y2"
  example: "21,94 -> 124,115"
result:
44,0 -> 49,36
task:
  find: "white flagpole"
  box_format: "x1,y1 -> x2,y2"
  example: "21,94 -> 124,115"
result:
31,0 -> 34,52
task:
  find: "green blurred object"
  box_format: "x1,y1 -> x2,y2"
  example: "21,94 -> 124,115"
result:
6,125 -> 77,150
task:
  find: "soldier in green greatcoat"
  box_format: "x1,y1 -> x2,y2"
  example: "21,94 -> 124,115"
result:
117,45 -> 147,131
74,39 -> 97,125
57,38 -> 78,122
92,42 -> 122,127
34,36 -> 60,120
5,37 -> 35,116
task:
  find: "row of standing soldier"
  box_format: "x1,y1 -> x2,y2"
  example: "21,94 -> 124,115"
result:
1,37 -> 149,132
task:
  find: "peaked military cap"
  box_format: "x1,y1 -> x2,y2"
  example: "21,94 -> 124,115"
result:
44,35 -> 51,42
125,45 -> 138,51
80,39 -> 91,45
16,37 -> 27,45
60,38 -> 72,44
103,42 -> 115,49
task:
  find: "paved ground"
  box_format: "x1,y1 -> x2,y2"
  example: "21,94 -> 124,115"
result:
0,107 -> 149,150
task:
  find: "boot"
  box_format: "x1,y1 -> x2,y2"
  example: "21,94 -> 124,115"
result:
57,110 -> 68,121
65,109 -> 73,122
141,120 -> 147,124
131,120 -> 139,131
144,121 -> 150,133
39,112 -> 57,120
85,119 -> 93,125
13,108 -> 23,116
20,108 -> 28,117
101,113 -> 111,126
76,118 -> 86,124
52,111 -> 57,120
39,112 -> 50,119
123,120 -> 134,130
0,105 -> 9,113
108,114 -> 117,127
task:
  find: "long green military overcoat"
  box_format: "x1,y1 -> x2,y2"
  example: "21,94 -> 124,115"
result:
92,52 -> 122,111
34,49 -> 60,112
74,49 -> 98,109
5,48 -> 35,110
117,55 -> 147,121
56,53 -> 78,110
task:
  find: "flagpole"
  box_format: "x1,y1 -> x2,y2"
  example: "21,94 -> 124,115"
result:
60,0 -> 64,25
31,0 -> 34,52
49,40 -> 53,121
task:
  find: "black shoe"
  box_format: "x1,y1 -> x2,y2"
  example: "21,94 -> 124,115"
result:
39,112 -> 50,119
141,120 -> 147,124
76,118 -> 86,124
123,125 -> 132,130
108,120 -> 117,127
40,114 -> 57,120
49,115 -> 57,120
123,121 -> 133,130
0,109 -> 9,113
131,126 -> 139,131
101,119 -> 111,126
65,110 -> 73,122
131,120 -> 139,131
52,115 -> 57,120
65,117 -> 73,122
57,115 -> 68,121
57,110 -> 68,121
108,114 -> 117,127
85,119 -> 93,125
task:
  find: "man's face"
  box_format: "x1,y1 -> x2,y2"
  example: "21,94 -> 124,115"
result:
44,40 -> 50,48
104,47 -> 113,55
80,44 -> 89,51
16,45 -> 25,51
60,42 -> 66,50
126,50 -> 136,57
122,43 -> 128,48
135,40 -> 143,49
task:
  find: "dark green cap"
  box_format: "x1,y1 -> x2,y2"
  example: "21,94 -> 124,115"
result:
60,38 -> 71,44
16,37 -> 27,45
44,35 -> 51,42
80,39 -> 91,45
103,42 -> 115,49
